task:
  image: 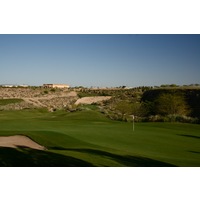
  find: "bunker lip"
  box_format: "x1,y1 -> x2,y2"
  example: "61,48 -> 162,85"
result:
0,135 -> 46,150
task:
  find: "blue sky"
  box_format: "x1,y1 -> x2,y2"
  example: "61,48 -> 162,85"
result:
0,34 -> 200,87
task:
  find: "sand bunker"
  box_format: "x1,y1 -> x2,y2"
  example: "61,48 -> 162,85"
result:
0,135 -> 45,150
75,96 -> 111,105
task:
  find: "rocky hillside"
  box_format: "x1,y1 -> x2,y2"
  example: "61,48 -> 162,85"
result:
0,87 -> 78,111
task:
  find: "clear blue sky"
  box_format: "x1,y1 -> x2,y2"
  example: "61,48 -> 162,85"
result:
0,34 -> 200,87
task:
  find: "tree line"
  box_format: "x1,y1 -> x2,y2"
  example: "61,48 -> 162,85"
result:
98,88 -> 200,123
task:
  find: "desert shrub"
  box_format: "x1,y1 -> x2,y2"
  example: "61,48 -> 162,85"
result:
50,88 -> 56,92
143,114 -> 199,123
147,115 -> 165,122
170,115 -> 199,123
64,104 -> 82,112
0,99 -> 24,105
44,90 -> 49,94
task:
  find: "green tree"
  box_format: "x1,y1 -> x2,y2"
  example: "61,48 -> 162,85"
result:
156,93 -> 188,116
115,101 -> 130,118
114,101 -> 144,121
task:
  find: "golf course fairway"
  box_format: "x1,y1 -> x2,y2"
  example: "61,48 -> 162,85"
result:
0,109 -> 199,167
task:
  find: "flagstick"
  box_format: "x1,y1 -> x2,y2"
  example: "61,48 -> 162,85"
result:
132,115 -> 135,132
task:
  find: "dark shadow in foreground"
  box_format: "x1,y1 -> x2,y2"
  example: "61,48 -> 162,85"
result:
0,147 -> 94,167
0,146 -> 177,167
50,147 -> 177,167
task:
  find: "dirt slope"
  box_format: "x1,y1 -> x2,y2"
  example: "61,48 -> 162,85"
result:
75,96 -> 111,105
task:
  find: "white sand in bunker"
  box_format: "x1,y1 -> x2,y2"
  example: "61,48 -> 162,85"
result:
0,135 -> 46,150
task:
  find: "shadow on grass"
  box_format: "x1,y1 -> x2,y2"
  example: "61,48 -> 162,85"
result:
0,146 -> 94,167
188,151 -> 200,154
50,147 -> 176,167
0,146 -> 177,167
177,134 -> 200,139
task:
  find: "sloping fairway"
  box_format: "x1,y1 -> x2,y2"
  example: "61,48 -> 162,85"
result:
0,109 -> 199,166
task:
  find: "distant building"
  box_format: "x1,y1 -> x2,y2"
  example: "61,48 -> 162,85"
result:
1,84 -> 29,88
1,84 -> 17,88
43,84 -> 70,89
19,84 -> 29,88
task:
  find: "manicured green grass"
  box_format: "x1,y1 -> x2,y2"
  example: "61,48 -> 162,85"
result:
0,109 -> 199,166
